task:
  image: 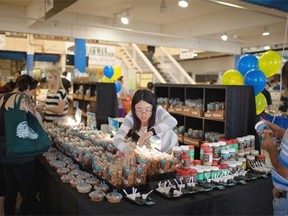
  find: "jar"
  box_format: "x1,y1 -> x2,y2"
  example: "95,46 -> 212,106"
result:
190,168 -> 198,181
188,145 -> 195,161
172,146 -> 182,162
255,120 -> 272,136
210,166 -> 220,178
244,136 -> 251,149
251,149 -> 259,156
218,141 -> 227,150
212,143 -> 221,158
244,150 -> 251,156
193,159 -> 202,166
235,161 -> 243,171
176,168 -> 191,184
221,150 -> 230,161
247,135 -> 255,150
247,155 -> 255,169
181,154 -> 191,169
228,148 -> 236,159
180,145 -> 189,154
212,159 -> 219,166
238,158 -> 247,170
228,163 -> 237,174
256,154 -> 266,164
200,144 -> 210,160
203,149 -> 213,166
196,169 -> 204,181
237,138 -> 245,152
237,152 -> 245,158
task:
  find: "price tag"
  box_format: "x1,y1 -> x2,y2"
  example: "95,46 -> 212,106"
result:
75,107 -> 82,123
87,112 -> 96,129
108,117 -> 119,135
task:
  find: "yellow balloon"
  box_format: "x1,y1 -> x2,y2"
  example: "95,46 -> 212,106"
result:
111,66 -> 122,81
255,93 -> 267,115
101,76 -> 113,83
259,51 -> 282,78
221,70 -> 244,85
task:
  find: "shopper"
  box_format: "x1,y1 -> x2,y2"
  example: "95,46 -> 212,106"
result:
147,82 -> 154,92
0,75 -> 39,215
61,71 -> 71,94
261,61 -> 288,216
39,70 -> 68,123
117,76 -> 130,116
262,82 -> 272,110
113,89 -> 178,164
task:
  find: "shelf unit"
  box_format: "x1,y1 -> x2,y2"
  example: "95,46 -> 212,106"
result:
154,83 -> 258,149
72,81 -> 118,129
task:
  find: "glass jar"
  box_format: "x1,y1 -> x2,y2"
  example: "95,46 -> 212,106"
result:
181,154 -> 191,169
203,149 -> 213,166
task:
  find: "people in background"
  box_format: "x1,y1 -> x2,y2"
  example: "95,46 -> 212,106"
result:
113,89 -> 178,164
279,63 -> 288,112
0,75 -> 39,215
61,71 -> 71,94
261,61 -> 288,216
147,82 -> 154,92
36,70 -> 68,123
210,79 -> 217,85
262,82 -> 272,110
270,79 -> 281,90
117,76 -> 130,116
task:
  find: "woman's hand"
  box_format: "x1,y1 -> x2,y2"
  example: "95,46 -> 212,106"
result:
263,120 -> 285,139
34,105 -> 44,112
138,131 -> 153,147
124,151 -> 136,165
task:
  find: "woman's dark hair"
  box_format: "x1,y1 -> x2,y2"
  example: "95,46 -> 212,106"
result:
282,61 -> 288,88
131,89 -> 157,132
15,75 -> 38,92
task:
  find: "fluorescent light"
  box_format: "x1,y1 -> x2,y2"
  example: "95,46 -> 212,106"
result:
178,0 -> 188,8
262,26 -> 270,36
210,0 -> 245,9
121,16 -> 129,25
221,33 -> 228,41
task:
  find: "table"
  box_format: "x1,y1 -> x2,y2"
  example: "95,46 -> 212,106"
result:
36,156 -> 274,215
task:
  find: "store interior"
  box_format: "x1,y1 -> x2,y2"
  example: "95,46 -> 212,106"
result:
0,0 -> 288,215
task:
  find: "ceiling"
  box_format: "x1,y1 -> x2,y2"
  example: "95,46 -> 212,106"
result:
0,0 -> 287,58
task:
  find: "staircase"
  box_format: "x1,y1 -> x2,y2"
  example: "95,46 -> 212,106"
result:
117,43 -> 195,84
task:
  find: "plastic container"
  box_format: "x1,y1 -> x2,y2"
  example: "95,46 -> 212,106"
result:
196,169 -> 204,181
238,157 -> 247,170
256,154 -> 266,163
212,143 -> 221,158
188,145 -> 195,161
247,155 -> 256,169
172,146 -> 182,162
251,149 -> 259,156
221,149 -> 230,161
255,120 -> 272,137
203,149 -> 213,166
181,154 -> 191,169
177,168 -> 191,183
237,137 -> 245,152
228,148 -> 236,159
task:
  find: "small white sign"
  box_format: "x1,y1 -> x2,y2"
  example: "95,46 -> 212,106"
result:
0,34 -> 6,49
179,49 -> 197,60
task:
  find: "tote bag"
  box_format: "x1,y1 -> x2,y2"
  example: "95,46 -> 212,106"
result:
4,93 -> 52,157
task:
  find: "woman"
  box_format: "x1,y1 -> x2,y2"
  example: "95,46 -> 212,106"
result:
0,75 -> 39,215
113,89 -> 178,163
40,70 -> 68,122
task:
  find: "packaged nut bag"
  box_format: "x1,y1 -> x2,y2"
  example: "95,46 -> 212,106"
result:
135,165 -> 146,185
123,165 -> 136,188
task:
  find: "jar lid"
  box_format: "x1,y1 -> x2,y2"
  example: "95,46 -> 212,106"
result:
228,148 -> 236,152
217,141 -> 226,146
256,154 -> 266,159
189,168 -> 198,175
255,120 -> 265,131
210,166 -> 219,171
251,150 -> 259,154
226,140 -> 234,145
204,149 -> 213,153
221,150 -> 229,154
177,169 -> 190,176
238,158 -> 246,162
247,155 -> 255,160
201,143 -> 210,148
220,163 -> 228,169
181,154 -> 190,159
180,145 -> 189,151
212,143 -> 220,147
193,159 -> 202,165
172,146 -> 182,151
189,145 -> 195,149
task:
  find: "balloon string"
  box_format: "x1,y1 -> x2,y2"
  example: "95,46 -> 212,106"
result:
272,14 -> 288,124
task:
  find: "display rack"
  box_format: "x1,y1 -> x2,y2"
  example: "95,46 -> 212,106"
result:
72,81 -> 118,129
154,83 -> 258,148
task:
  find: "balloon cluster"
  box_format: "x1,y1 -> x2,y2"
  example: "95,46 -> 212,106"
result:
101,65 -> 122,93
221,51 -> 282,115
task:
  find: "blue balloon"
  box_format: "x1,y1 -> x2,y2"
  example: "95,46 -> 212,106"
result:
244,69 -> 266,95
115,81 -> 122,93
103,65 -> 114,79
237,54 -> 259,76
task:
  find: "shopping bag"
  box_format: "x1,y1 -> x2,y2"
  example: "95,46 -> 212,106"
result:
4,93 -> 52,157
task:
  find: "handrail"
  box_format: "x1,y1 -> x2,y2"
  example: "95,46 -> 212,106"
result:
159,46 -> 196,84
132,43 -> 166,83
119,43 -> 143,72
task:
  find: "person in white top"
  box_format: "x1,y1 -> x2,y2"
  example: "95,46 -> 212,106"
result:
113,89 -> 178,164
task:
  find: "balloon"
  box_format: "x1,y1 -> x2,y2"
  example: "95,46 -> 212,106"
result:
221,70 -> 244,85
259,51 -> 282,78
237,54 -> 258,76
255,93 -> 267,115
103,65 -> 114,79
244,69 -> 266,95
101,76 -> 113,83
115,81 -> 122,93
112,66 -> 122,81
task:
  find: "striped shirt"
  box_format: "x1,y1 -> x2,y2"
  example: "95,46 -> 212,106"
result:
44,89 -> 68,123
271,129 -> 288,191
113,105 -> 179,154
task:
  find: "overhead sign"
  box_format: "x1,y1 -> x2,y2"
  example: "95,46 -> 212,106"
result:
179,49 -> 197,60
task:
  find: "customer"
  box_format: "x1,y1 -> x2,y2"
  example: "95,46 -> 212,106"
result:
40,70 -> 68,123
147,82 -> 154,92
61,71 -> 71,94
117,76 -> 130,116
113,89 -> 178,164
261,61 -> 288,216
0,75 -> 39,215
262,82 -> 272,110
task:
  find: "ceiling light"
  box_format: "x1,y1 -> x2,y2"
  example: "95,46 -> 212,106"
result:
262,26 -> 270,36
264,45 -> 270,50
160,0 -> 168,13
221,33 -> 228,41
120,13 -> 129,25
178,0 -> 188,8
209,0 -> 245,9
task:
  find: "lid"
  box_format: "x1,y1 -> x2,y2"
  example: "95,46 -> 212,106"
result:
220,163 -> 228,169
181,154 -> 190,159
251,150 -> 259,155
189,145 -> 195,149
247,155 -> 255,160
217,141 -> 226,146
210,166 -> 219,171
177,168 -> 190,176
106,191 -> 123,200
221,150 -> 229,154
228,148 -> 236,152
226,140 -> 234,145
256,154 -> 266,160
247,135 -> 255,140
212,160 -> 219,166
181,145 -> 190,151
190,168 -> 198,174
238,158 -> 246,162
172,146 -> 182,151
228,163 -> 237,168
255,120 -> 265,130
89,190 -> 106,198
201,143 -> 210,148
204,149 -> 213,154
193,160 -> 202,165
236,137 -> 245,142
212,143 -> 220,147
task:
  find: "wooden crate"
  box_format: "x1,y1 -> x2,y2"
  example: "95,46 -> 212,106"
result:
183,137 -> 202,147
